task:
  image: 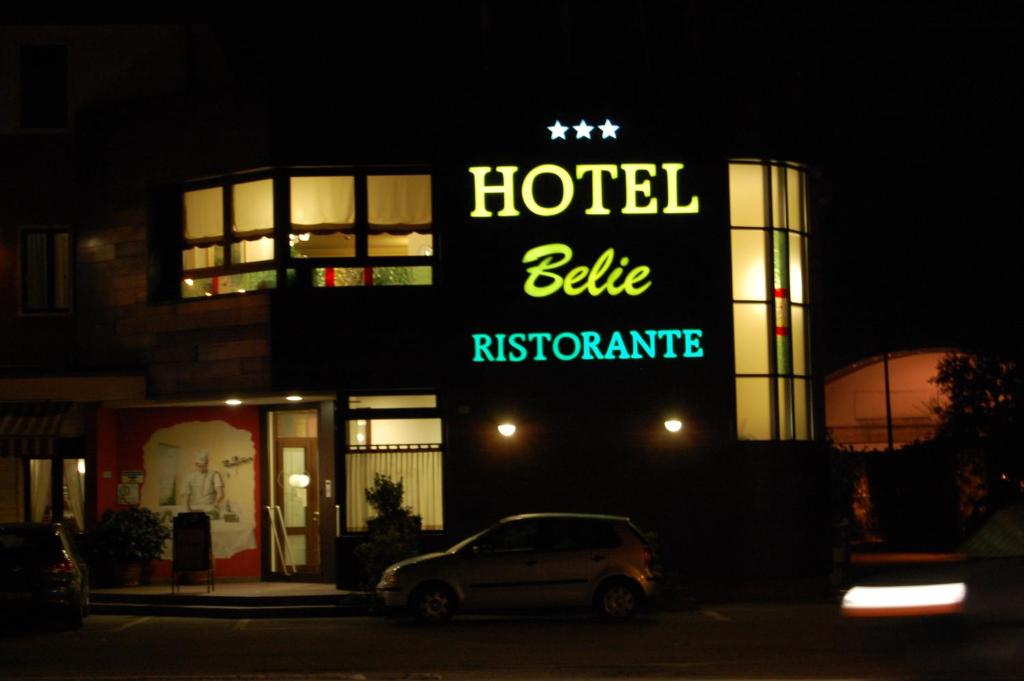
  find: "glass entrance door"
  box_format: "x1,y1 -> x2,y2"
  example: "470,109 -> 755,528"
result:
273,439 -> 319,573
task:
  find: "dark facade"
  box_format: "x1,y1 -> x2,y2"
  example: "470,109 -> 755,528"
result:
1,17 -> 830,593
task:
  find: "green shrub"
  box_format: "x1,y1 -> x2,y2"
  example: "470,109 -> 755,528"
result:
353,474 -> 421,588
92,507 -> 171,564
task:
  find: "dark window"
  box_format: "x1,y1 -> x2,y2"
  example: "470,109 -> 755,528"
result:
541,518 -> 621,551
19,45 -> 68,129
21,228 -> 72,313
475,520 -> 541,553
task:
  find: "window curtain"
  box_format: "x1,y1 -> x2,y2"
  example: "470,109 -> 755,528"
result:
345,449 -> 443,531
183,187 -> 224,241
52,232 -> 71,309
62,459 -> 85,532
367,175 -> 431,231
232,179 -> 274,239
30,459 -> 52,522
290,176 -> 356,230
23,233 -> 49,310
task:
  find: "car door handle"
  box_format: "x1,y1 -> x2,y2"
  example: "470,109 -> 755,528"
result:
591,555 -> 605,562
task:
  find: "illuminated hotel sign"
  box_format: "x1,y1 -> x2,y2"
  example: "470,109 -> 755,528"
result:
468,136 -> 705,363
468,163 -> 699,218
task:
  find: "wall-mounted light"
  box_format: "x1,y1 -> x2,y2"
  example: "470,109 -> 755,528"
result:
664,419 -> 683,433
288,473 -> 311,488
225,398 -> 243,406
184,278 -> 195,286
77,459 -> 86,475
285,395 -> 303,402
497,423 -> 517,437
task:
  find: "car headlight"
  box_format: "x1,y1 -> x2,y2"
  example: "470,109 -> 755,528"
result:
842,582 -> 966,617
378,568 -> 401,588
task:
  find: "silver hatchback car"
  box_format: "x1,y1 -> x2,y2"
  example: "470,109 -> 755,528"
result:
376,513 -> 657,622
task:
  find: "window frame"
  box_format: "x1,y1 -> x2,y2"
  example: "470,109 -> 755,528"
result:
18,226 -> 73,315
176,166 -> 436,298
343,391 -> 445,533
729,160 -> 813,441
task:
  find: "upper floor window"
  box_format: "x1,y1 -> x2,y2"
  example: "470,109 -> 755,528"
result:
19,45 -> 68,130
20,228 -> 72,314
179,169 -> 433,298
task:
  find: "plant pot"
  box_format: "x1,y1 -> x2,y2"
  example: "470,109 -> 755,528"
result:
112,561 -> 144,587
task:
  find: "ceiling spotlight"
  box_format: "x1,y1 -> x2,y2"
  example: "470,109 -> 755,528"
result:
497,423 -> 517,437
285,395 -> 303,402
225,398 -> 243,406
664,419 -> 683,433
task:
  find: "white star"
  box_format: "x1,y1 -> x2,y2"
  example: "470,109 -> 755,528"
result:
547,120 -> 569,140
573,119 -> 594,139
598,118 -> 619,139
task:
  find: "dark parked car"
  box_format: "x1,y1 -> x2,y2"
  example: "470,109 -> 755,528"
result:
0,523 -> 90,629
377,513 -> 657,622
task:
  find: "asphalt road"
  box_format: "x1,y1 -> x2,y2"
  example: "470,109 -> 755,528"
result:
1,604 -> 1021,680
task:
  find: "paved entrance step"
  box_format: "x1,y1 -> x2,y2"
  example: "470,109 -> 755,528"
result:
90,584 -> 375,618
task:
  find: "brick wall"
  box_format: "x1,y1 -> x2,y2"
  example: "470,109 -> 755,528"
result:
76,206 -> 272,399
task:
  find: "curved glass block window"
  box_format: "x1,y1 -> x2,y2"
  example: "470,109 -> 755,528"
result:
788,233 -> 805,304
733,304 -> 770,374
729,160 -> 814,441
730,230 -> 767,301
736,377 -> 772,440
728,164 -> 767,227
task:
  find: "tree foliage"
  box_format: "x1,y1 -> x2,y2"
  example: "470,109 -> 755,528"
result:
933,352 -> 1023,510
933,353 -> 1022,445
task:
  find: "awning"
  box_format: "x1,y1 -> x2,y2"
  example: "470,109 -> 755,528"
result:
0,401 -> 73,457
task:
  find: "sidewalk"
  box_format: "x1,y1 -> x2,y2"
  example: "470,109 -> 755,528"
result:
90,581 -> 375,618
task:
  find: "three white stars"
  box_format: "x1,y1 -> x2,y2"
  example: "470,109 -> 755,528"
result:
548,118 -> 619,141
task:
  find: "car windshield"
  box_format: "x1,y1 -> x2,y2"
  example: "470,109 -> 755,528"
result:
447,523 -> 498,553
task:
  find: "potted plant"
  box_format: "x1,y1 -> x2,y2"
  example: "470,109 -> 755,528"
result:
353,474 -> 422,589
92,507 -> 171,586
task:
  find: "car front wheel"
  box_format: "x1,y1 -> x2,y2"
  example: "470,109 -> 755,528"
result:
410,583 -> 456,623
596,579 -> 641,621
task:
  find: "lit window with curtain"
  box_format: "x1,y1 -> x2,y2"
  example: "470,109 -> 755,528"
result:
175,168 -> 434,298
181,178 -> 278,298
344,394 -> 443,531
729,161 -> 813,441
